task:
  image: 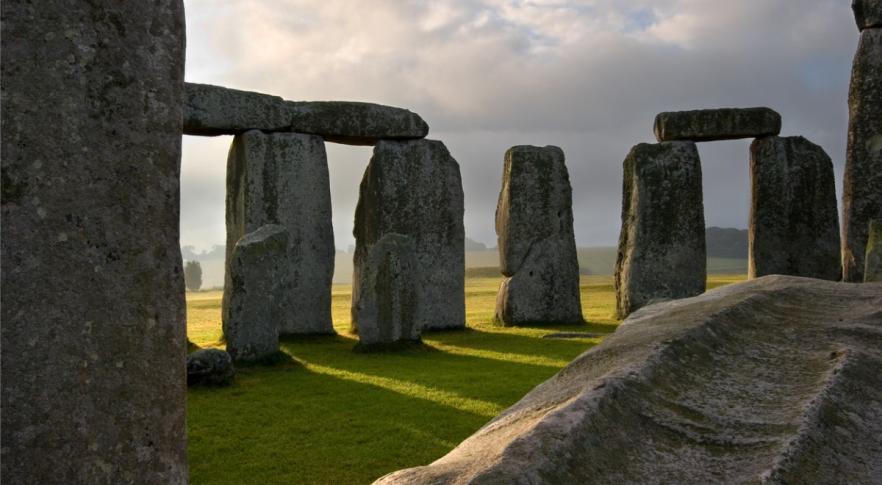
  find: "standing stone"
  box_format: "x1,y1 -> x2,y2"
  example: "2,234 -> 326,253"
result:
865,220 -> 882,282
1,2 -> 187,483
614,142 -> 706,318
223,225 -> 289,362
351,233 -> 421,349
494,146 -> 582,326
353,139 -> 465,330
653,107 -> 781,142
842,27 -> 882,281
226,131 -> 334,335
749,136 -> 841,280
853,0 -> 882,30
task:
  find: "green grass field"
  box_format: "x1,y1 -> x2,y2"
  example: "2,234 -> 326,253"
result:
187,274 -> 746,484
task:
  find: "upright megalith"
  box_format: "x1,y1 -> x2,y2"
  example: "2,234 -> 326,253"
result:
354,139 -> 465,330
842,17 -> 882,281
615,142 -> 706,318
226,130 -> 334,335
223,225 -> 289,362
494,146 -> 582,326
865,220 -> 882,282
654,107 -> 781,142
184,82 -> 429,145
749,136 -> 841,280
351,233 -> 421,349
1,1 -> 187,482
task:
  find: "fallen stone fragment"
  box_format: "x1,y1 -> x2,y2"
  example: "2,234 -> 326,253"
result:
853,0 -> 882,30
351,233 -> 421,349
614,142 -> 706,318
842,27 -> 882,281
1,1 -> 187,482
749,136 -> 841,280
187,349 -> 235,387
653,107 -> 781,142
223,225 -> 288,362
376,276 -> 882,485
226,130 -> 334,335
542,332 -> 604,339
495,145 -> 582,326
183,82 -> 429,145
354,139 -> 465,330
865,220 -> 882,282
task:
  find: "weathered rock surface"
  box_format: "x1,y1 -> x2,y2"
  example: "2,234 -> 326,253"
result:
187,349 -> 235,387
1,2 -> 187,482
354,139 -> 465,330
376,276 -> 882,485
653,107 -> 781,142
842,27 -> 882,281
183,82 -> 429,145
865,219 -> 882,282
853,0 -> 882,30
614,142 -> 706,318
351,233 -> 421,349
223,225 -> 288,362
226,130 -> 334,335
495,146 -> 582,325
749,136 -> 841,280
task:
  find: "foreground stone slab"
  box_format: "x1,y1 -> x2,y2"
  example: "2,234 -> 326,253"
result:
866,220 -> 882,282
494,146 -> 582,325
187,349 -> 235,387
749,136 -> 841,280
654,107 -> 781,142
376,276 -> 882,484
842,28 -> 882,281
351,233 -> 421,349
1,1 -> 187,482
614,142 -> 706,318
226,131 -> 334,335
354,139 -> 465,330
853,0 -> 882,30
223,225 -> 288,362
183,82 -> 429,145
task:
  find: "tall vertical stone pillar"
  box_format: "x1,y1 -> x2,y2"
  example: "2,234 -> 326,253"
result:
225,130 -> 335,335
749,136 -> 841,280
353,139 -> 465,330
1,1 -> 188,482
614,142 -> 706,318
494,146 -> 583,326
842,2 -> 882,281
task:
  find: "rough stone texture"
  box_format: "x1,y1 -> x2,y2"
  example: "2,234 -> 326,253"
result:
614,142 -> 706,318
354,139 -> 465,330
749,136 -> 841,280
493,146 -> 582,326
0,2 -> 188,482
853,0 -> 882,30
376,276 -> 882,485
865,220 -> 882,282
187,349 -> 235,387
183,82 -> 429,145
653,107 -> 781,142
842,28 -> 882,281
226,130 -> 335,335
351,233 -> 421,348
223,225 -> 289,362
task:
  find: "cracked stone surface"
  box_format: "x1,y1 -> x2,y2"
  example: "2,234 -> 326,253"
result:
853,0 -> 882,30
653,107 -> 781,142
376,276 -> 882,485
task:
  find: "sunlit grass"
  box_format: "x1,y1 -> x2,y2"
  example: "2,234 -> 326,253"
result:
187,274 -> 745,484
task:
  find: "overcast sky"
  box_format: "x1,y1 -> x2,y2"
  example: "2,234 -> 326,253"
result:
181,0 -> 857,251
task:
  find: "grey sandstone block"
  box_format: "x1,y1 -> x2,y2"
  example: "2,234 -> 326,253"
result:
653,107 -> 781,142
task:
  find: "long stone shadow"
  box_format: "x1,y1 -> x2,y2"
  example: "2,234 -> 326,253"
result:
278,332 -> 589,410
187,362 -> 490,485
